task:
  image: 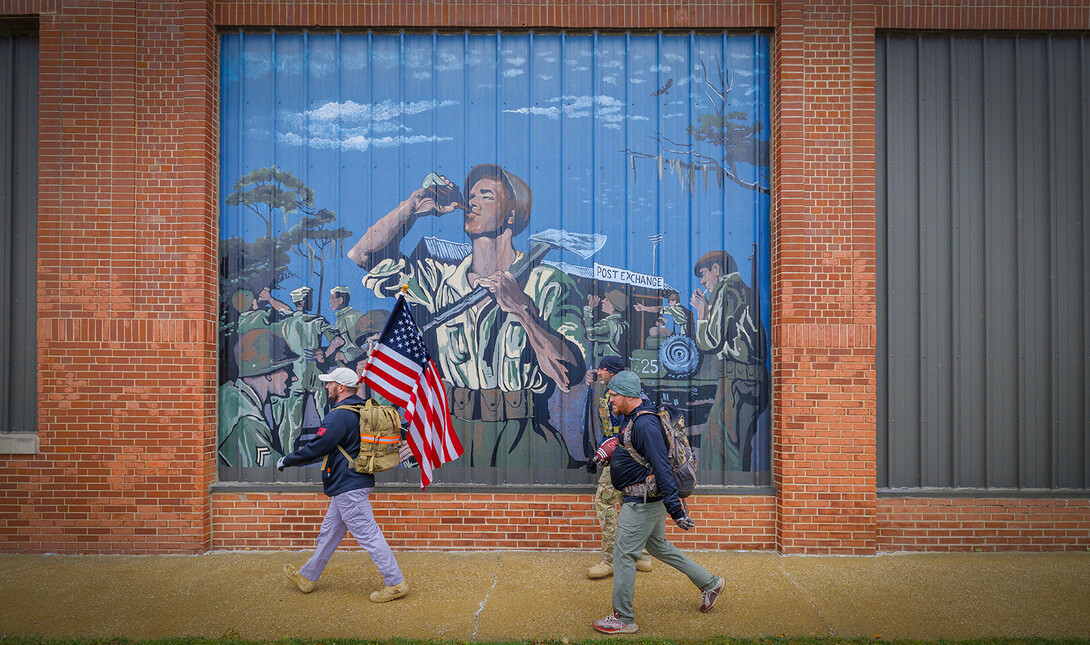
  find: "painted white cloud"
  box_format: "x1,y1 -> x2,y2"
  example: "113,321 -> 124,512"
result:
303,99 -> 457,124
278,131 -> 453,151
504,68 -> 525,78
503,94 -> 649,125
275,98 -> 458,150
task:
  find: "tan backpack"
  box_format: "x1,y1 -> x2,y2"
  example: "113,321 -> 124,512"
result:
327,399 -> 403,474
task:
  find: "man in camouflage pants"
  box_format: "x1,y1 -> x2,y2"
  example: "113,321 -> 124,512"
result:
588,356 -> 653,579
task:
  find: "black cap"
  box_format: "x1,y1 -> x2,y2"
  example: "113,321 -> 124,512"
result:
598,355 -> 625,374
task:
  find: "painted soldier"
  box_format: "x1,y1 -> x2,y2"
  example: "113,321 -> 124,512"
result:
690,251 -> 769,471
218,328 -> 298,467
348,164 -> 588,472
267,286 -> 346,455
584,289 -> 629,366
329,286 -> 365,365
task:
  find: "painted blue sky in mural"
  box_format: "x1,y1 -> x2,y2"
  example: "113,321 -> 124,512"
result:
221,31 -> 770,329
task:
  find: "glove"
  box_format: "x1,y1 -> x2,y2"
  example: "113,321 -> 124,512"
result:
585,460 -> 597,474
276,456 -> 286,472
674,514 -> 695,531
593,436 -> 619,466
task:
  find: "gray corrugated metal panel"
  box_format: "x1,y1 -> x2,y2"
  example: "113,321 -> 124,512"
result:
0,35 -> 13,431
1050,37 -> 1087,490
981,36 -> 1021,488
879,33 -> 1089,491
918,35 -> 955,488
876,36 -> 889,486
10,34 -> 37,434
952,36 -> 989,489
883,34 -> 923,488
1015,36 -> 1053,489
1084,37 -> 1090,491
0,33 -> 35,434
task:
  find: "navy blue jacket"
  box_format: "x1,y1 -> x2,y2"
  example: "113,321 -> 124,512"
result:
609,399 -> 685,520
282,394 -> 375,497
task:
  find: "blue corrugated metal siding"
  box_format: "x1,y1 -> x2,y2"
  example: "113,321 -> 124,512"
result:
218,30 -> 773,488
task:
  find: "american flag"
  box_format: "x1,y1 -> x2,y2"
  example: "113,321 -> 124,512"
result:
363,296 -> 462,487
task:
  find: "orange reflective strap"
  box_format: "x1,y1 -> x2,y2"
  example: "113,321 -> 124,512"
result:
360,433 -> 400,445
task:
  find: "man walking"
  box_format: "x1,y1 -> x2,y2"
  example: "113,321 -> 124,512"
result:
592,371 -> 725,634
279,366 -> 409,603
586,356 -> 652,579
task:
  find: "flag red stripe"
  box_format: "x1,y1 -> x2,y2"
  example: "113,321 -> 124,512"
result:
364,297 -> 463,489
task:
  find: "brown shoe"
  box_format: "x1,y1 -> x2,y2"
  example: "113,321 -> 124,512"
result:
635,557 -> 653,572
369,580 -> 409,603
699,576 -> 725,612
586,560 -> 613,579
283,564 -> 315,594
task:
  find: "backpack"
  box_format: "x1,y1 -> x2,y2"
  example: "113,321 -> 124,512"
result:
620,404 -> 697,499
328,399 -> 403,474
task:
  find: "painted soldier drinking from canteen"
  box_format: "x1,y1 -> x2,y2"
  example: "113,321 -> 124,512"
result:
347,164 -> 588,472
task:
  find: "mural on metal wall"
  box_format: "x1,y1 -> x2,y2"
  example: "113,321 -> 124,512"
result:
218,31 -> 772,486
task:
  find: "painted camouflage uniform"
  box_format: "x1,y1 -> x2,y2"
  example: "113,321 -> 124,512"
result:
218,329 -> 296,467
693,272 -> 769,472
218,379 -> 276,467
583,309 -> 628,366
333,305 -> 365,364
273,310 -> 341,454
364,252 -> 588,472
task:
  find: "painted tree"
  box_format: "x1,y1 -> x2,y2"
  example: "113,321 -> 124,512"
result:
278,208 -> 352,315
225,166 -> 316,239
221,166 -> 351,317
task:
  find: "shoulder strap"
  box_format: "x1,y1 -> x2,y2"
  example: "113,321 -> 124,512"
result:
324,403 -> 363,468
621,410 -> 663,467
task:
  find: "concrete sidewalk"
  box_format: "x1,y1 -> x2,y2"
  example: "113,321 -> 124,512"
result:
1,551 -> 1088,641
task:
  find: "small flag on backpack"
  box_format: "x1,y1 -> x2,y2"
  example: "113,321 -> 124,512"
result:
363,296 -> 463,488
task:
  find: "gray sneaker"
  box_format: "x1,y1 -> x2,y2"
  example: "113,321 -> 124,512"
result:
592,610 -> 639,634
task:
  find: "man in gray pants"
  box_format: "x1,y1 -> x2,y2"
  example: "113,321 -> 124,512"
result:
278,366 -> 409,603
591,371 -> 725,634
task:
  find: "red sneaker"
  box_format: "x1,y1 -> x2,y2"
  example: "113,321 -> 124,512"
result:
700,576 -> 725,612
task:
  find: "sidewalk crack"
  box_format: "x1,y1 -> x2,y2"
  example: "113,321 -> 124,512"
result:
471,552 -> 501,641
778,555 -> 834,636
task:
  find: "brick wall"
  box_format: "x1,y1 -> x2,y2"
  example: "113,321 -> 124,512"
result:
0,0 -> 219,554
878,498 -> 1090,552
1,0 -> 1088,555
212,493 -> 777,551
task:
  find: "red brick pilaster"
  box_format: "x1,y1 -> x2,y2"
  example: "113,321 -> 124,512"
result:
0,0 -> 218,554
772,0 -> 878,554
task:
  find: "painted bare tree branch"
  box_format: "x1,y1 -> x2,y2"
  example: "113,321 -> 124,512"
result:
622,56 -> 769,195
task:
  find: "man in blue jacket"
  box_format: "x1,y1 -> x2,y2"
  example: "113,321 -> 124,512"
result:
278,366 -> 409,603
591,370 -> 725,634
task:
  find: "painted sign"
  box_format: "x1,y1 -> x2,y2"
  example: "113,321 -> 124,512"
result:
218,31 -> 772,487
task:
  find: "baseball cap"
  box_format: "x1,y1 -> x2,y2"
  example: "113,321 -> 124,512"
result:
318,366 -> 362,388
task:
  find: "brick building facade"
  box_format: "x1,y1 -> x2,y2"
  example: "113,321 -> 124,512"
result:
1,0 -> 1087,555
